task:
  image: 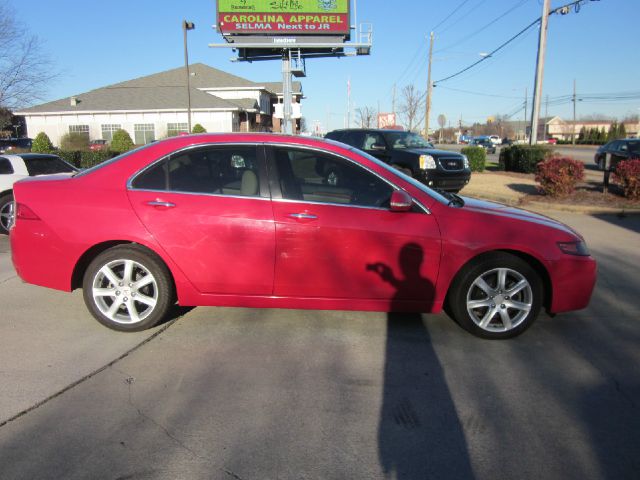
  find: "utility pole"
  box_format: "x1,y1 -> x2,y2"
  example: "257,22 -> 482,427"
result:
572,79 -> 577,145
182,20 -> 195,133
424,31 -> 434,138
545,94 -> 549,140
392,84 -> 396,118
346,76 -> 351,128
529,0 -> 551,145
524,87 -> 528,141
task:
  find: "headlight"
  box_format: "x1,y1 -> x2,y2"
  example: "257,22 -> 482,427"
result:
419,155 -> 436,169
557,240 -> 590,256
462,155 -> 470,169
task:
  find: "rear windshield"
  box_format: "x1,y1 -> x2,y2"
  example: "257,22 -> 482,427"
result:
627,142 -> 640,154
23,156 -> 76,175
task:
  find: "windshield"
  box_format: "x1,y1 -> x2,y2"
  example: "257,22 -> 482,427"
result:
628,142 -> 640,154
383,132 -> 433,150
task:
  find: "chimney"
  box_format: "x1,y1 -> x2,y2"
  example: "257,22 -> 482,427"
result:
70,96 -> 78,106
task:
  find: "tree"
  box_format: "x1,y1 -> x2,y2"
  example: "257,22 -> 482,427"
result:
399,84 -> 425,132
110,129 -> 134,153
355,106 -> 377,128
31,132 -> 54,153
0,1 -> 56,110
192,123 -> 206,133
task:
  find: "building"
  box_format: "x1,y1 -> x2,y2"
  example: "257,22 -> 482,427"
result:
546,116 -> 640,141
16,64 -> 303,146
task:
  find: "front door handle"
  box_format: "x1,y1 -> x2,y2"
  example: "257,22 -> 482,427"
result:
146,200 -> 176,208
288,213 -> 317,220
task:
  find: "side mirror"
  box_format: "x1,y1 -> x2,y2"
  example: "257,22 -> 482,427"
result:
390,190 -> 412,212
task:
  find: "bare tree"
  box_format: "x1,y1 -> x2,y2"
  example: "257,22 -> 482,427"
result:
355,106 -> 377,128
0,1 -> 56,110
399,84 -> 425,132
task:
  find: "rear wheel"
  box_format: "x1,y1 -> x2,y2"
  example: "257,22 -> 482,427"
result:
448,253 -> 543,339
0,193 -> 14,235
82,245 -> 174,331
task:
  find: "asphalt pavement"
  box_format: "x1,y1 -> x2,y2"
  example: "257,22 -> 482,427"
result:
0,208 -> 639,479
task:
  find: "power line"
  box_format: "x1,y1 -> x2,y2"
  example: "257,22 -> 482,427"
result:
430,0 -> 473,32
434,17 -> 541,84
437,0 -> 489,35
435,85 -> 523,99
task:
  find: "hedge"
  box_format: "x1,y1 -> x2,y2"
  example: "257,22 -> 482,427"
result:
499,145 -> 553,173
460,146 -> 486,172
56,150 -> 119,169
612,159 -> 640,200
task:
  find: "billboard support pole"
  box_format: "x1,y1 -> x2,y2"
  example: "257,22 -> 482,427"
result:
282,51 -> 293,135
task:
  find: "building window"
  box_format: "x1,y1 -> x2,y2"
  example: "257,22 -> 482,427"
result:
101,124 -> 121,142
69,124 -> 90,141
134,124 -> 155,145
167,123 -> 188,137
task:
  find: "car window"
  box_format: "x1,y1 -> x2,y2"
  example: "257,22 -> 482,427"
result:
628,142 -> 640,155
362,132 -> 386,150
0,157 -> 13,174
383,132 -> 432,150
340,131 -> 367,149
22,155 -> 76,175
273,147 -> 394,209
132,145 -> 263,197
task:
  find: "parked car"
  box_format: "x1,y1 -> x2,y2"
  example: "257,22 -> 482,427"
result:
469,137 -> 497,154
502,137 -> 514,146
594,138 -> 640,170
325,129 -> 471,192
10,134 -> 596,339
0,153 -> 78,234
489,135 -> 502,145
89,139 -> 108,151
0,138 -> 32,153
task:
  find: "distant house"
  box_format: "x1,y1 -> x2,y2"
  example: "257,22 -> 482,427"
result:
546,116 -> 640,141
15,63 -> 303,146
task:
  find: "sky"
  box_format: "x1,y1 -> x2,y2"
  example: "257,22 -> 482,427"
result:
10,0 -> 640,133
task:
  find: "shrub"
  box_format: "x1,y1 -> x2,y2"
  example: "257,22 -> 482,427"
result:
612,159 -> 640,200
56,150 -> 118,169
535,156 -> 585,197
56,150 -> 82,167
499,144 -> 552,173
31,132 -> 54,153
60,132 -> 89,151
461,146 -> 486,172
192,123 -> 206,133
110,129 -> 134,153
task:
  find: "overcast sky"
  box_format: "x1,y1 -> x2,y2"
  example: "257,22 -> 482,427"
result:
12,0 -> 640,132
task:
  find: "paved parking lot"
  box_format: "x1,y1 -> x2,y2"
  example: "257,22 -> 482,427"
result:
0,211 -> 639,479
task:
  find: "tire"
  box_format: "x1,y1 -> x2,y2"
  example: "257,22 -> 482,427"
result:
82,245 -> 174,332
0,192 -> 14,235
447,252 -> 543,339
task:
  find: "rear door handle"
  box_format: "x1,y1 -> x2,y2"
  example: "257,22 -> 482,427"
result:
146,200 -> 176,208
288,213 -> 317,220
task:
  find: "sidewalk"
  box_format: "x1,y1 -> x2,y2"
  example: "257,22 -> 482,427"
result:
461,171 -> 640,215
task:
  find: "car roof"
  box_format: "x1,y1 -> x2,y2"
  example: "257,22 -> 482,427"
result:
1,153 -> 62,160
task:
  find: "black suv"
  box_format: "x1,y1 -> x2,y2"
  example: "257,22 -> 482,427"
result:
594,138 -> 640,170
325,129 -> 471,192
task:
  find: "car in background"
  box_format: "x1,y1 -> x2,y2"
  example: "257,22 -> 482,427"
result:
10,134 -> 596,339
0,138 -> 32,153
0,153 -> 78,234
325,128 -> 471,192
594,138 -> 640,170
89,139 -> 108,151
501,138 -> 514,146
469,137 -> 497,154
489,135 -> 502,145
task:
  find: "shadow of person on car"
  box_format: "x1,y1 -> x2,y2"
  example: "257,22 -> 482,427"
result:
368,243 -> 474,479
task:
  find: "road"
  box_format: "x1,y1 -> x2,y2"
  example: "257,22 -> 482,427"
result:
0,211 -> 639,479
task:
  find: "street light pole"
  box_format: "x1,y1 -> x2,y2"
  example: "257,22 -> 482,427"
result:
183,20 -> 195,133
529,0 -> 550,145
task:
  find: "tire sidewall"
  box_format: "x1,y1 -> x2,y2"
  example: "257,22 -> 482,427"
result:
0,193 -> 13,235
82,245 -> 174,332
449,253 -> 543,339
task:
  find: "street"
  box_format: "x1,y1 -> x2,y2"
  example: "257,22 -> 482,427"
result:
0,211 -> 639,479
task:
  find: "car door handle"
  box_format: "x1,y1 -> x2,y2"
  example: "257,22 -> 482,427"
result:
288,213 -> 317,220
146,200 -> 176,208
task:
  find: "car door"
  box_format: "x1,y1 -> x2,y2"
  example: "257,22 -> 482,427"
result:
127,144 -> 275,295
268,146 -> 441,303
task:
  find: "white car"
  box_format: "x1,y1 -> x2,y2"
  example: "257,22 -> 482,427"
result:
489,135 -> 502,145
0,153 -> 78,234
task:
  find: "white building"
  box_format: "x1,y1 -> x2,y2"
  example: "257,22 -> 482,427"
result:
16,63 -> 303,146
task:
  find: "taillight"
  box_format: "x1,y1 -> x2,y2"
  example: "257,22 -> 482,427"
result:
16,203 -> 40,221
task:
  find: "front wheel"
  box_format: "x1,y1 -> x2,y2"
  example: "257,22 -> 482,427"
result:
0,193 -> 14,235
82,245 -> 174,331
448,253 -> 543,339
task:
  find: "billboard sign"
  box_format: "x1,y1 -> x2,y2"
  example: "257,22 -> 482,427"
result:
377,113 -> 397,129
217,0 -> 350,36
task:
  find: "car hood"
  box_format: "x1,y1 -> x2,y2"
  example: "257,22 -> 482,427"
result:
459,196 -> 580,237
403,147 -> 464,157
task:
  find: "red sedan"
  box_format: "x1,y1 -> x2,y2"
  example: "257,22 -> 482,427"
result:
9,134 -> 596,339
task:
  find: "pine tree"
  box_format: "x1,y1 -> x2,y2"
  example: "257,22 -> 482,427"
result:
31,132 -> 54,153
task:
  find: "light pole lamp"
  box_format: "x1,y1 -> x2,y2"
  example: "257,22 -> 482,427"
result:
183,20 -> 195,133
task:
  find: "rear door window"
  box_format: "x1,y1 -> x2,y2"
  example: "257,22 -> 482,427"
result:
23,156 -> 76,175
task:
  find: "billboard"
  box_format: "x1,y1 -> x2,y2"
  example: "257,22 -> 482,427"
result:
217,0 -> 350,36
377,113 -> 397,129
